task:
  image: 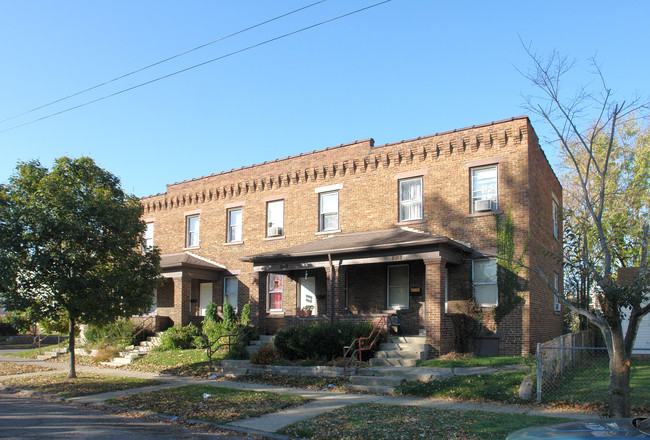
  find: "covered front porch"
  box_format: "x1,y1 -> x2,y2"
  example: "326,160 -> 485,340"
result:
242,228 -> 472,357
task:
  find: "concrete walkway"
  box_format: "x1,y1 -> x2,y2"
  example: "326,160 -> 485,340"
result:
0,354 -> 599,438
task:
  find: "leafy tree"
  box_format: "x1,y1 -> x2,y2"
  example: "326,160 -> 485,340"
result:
521,45 -> 649,416
0,157 -> 162,378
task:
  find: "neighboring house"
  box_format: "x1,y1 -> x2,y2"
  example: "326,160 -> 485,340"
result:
617,267 -> 650,355
140,116 -> 563,357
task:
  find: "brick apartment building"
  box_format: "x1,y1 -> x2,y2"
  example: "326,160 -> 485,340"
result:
140,116 -> 563,357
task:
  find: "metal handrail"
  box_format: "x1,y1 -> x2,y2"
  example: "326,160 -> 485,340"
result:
343,315 -> 387,378
133,315 -> 155,344
206,327 -> 248,367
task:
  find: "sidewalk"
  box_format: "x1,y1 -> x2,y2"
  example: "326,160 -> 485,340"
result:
0,354 -> 598,437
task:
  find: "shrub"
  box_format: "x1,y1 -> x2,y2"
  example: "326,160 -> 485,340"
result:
274,321 -> 385,361
251,344 -> 283,365
240,303 -> 251,326
204,302 -> 220,323
223,300 -> 235,328
85,320 -> 137,349
0,321 -> 18,336
155,323 -> 207,351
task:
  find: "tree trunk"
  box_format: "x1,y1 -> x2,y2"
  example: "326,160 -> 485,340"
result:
608,328 -> 631,417
67,316 -> 77,379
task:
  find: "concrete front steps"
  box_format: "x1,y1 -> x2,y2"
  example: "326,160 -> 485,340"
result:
245,334 -> 275,356
100,333 -> 162,367
35,347 -> 68,361
348,334 -> 428,394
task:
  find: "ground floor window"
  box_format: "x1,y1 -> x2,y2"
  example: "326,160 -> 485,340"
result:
267,274 -> 283,312
224,276 -> 238,311
388,264 -> 409,309
473,259 -> 498,306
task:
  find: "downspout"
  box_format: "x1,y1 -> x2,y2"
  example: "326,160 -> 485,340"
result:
328,253 -> 334,324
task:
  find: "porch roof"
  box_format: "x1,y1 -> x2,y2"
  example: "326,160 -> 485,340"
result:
160,252 -> 227,271
241,228 -> 471,271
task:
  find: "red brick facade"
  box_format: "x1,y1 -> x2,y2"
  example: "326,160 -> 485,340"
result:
141,116 -> 563,356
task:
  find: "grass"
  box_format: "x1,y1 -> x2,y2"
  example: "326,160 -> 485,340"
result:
124,349 -> 217,376
107,384 -> 311,424
0,362 -> 53,376
418,354 -> 533,369
396,370 -> 529,403
3,342 -> 67,359
280,403 -> 568,440
1,373 -> 161,397
228,373 -> 348,391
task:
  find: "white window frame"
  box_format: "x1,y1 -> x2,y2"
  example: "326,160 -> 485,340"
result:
227,208 -> 242,243
267,200 -> 284,237
473,259 -> 498,307
144,222 -> 154,251
224,276 -> 238,311
387,264 -> 409,310
553,272 -> 561,312
471,165 -> 498,212
319,191 -> 339,232
186,215 -> 200,248
267,274 -> 283,312
552,198 -> 559,239
399,177 -> 423,221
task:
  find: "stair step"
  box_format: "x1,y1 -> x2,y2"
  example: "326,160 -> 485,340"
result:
347,384 -> 396,394
389,335 -> 426,344
355,366 -> 414,377
349,375 -> 404,387
380,342 -> 426,351
221,359 -> 251,368
375,350 -> 425,359
245,345 -> 260,354
258,335 -> 275,343
370,358 -> 418,367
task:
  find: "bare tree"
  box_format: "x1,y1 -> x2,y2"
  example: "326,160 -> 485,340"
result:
520,44 -> 649,417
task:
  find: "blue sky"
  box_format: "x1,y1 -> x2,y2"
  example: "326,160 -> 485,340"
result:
1,1 -> 647,197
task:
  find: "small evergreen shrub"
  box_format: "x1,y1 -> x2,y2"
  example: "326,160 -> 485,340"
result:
240,303 -> 251,326
223,300 -> 235,328
85,320 -> 137,349
155,323 -> 207,351
250,343 -> 283,365
274,321 -> 384,361
204,302 -> 220,323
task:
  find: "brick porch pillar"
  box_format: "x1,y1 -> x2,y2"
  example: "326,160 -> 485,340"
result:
173,275 -> 192,327
250,272 -> 266,334
325,262 -> 345,323
424,258 -> 454,357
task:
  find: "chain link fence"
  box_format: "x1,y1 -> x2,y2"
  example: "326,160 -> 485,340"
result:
536,332 -> 650,405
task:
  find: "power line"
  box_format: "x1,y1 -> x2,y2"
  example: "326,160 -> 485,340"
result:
0,0 -> 392,135
0,0 -> 328,125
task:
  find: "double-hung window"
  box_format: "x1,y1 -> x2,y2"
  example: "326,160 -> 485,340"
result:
553,272 -> 561,312
143,222 -> 154,251
399,177 -> 423,221
224,276 -> 238,311
471,165 -> 498,212
473,259 -> 498,307
227,208 -> 242,243
267,274 -> 283,312
319,191 -> 339,232
387,265 -> 409,309
552,199 -> 559,239
267,200 -> 284,237
186,215 -> 200,248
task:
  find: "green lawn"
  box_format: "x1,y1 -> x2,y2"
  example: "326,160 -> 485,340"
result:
1,373 -> 161,397
2,342 -> 67,359
124,349 -> 216,376
280,403 -> 568,440
229,373 -> 348,391
107,385 -> 311,424
418,355 -> 533,369
396,370 -> 529,403
0,362 -> 53,376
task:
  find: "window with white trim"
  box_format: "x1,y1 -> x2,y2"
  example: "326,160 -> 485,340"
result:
399,177 -> 423,221
552,199 -> 559,239
267,274 -> 283,312
319,191 -> 339,232
227,208 -> 242,242
473,259 -> 498,306
553,272 -> 561,312
186,215 -> 199,248
387,265 -> 409,309
144,222 -> 154,251
224,276 -> 238,311
267,200 -> 284,237
471,166 -> 498,212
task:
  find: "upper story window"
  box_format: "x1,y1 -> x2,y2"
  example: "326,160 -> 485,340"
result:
471,165 -> 498,213
399,177 -> 423,221
186,215 -> 200,248
553,272 -> 561,312
267,200 -> 284,237
552,198 -> 560,239
319,191 -> 339,232
473,259 -> 498,307
227,208 -> 242,243
143,222 -> 154,251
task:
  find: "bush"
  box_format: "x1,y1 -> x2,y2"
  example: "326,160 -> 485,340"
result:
156,323 -> 207,351
223,300 -> 235,328
240,303 -> 251,326
250,343 -> 283,365
204,302 -> 220,323
274,321 -> 385,361
85,320 -> 138,349
0,321 -> 18,336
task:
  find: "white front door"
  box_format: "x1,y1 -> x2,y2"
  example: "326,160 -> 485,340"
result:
299,277 -> 317,313
199,283 -> 212,316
